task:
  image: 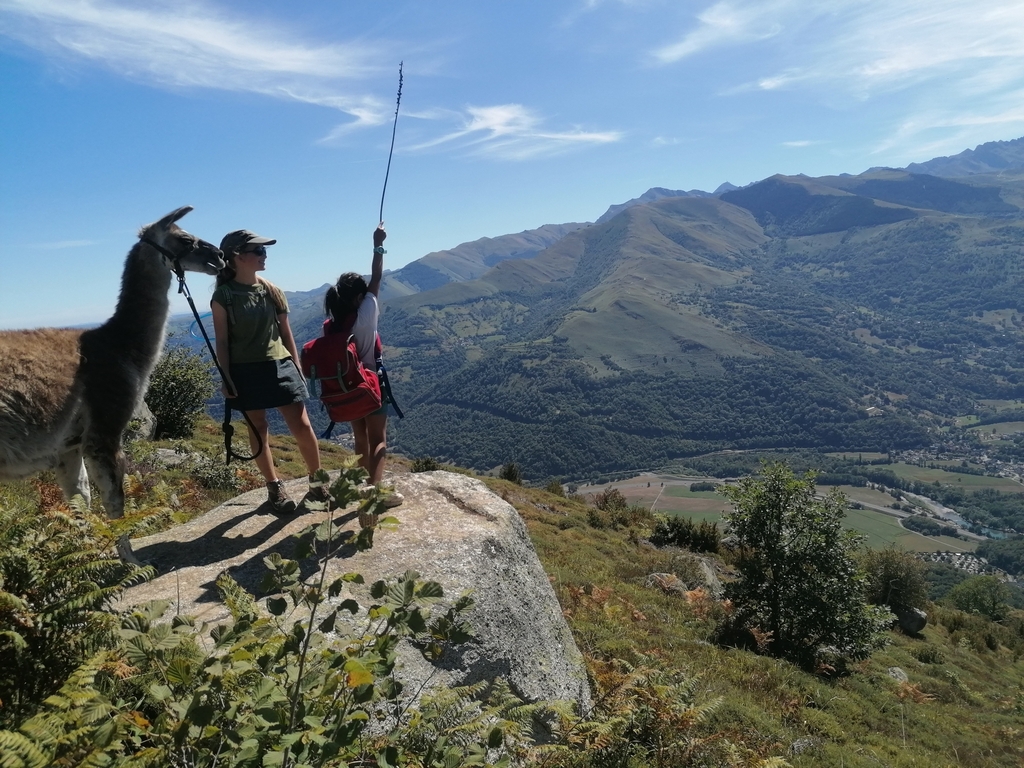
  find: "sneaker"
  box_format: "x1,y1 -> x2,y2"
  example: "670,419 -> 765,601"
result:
381,489 -> 404,508
267,480 -> 297,516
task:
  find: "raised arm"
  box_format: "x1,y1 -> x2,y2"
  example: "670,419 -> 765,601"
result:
367,223 -> 386,297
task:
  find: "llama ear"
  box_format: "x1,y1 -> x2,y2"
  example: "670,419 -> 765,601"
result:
155,206 -> 194,229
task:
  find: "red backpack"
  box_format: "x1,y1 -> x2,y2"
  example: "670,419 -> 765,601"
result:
301,316 -> 382,424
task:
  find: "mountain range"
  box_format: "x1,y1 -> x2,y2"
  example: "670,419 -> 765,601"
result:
170,136 -> 1024,481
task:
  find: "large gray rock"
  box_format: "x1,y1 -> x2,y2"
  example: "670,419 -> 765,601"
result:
897,607 -> 928,635
121,470 -> 590,713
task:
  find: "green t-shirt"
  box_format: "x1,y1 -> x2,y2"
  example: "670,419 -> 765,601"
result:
212,280 -> 290,364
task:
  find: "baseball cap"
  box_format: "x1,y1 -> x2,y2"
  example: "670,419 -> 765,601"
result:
220,230 -> 277,253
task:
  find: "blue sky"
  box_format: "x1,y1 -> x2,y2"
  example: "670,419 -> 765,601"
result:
2,0 -> 1024,328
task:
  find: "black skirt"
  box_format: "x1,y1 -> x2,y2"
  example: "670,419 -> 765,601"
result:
227,358 -> 308,412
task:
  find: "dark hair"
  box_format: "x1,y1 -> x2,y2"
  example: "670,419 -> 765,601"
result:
216,249 -> 239,287
325,272 -> 367,321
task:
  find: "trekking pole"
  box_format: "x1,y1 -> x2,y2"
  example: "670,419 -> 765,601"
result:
379,62 -> 403,224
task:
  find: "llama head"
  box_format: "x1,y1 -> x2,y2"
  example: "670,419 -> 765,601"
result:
138,206 -> 225,276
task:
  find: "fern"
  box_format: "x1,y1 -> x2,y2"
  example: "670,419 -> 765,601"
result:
0,730 -> 51,768
0,498 -> 153,728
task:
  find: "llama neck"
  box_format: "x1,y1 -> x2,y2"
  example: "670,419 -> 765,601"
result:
107,243 -> 173,356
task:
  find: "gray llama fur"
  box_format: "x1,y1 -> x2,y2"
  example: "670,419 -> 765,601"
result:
0,206 -> 224,561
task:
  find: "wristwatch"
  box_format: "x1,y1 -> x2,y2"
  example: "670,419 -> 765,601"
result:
374,246 -> 387,255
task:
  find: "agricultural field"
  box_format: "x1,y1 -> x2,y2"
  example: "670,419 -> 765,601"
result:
887,462 -> 1024,492
823,452 -> 889,461
588,476 -> 979,554
978,398 -> 1024,411
842,507 -> 976,553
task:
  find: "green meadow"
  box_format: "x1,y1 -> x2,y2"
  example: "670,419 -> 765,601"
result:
887,462 -> 1024,492
604,478 -> 978,553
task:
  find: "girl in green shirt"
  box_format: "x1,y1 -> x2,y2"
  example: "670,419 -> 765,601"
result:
212,229 -> 324,514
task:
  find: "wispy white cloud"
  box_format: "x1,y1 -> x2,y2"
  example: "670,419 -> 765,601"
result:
653,1 -> 1024,96
0,0 -> 621,159
652,0 -> 1024,155
408,104 -> 622,160
0,0 -> 394,129
652,1 -> 787,64
782,140 -> 815,147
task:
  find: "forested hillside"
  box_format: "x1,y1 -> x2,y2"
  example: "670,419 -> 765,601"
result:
380,167 -> 1024,479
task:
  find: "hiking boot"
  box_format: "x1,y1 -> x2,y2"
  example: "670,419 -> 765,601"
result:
267,480 -> 297,516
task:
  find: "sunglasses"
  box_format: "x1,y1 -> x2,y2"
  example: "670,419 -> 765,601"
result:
242,245 -> 267,257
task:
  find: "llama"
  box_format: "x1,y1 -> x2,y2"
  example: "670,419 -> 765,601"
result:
0,206 -> 224,563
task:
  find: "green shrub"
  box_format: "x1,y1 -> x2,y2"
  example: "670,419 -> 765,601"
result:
499,461 -> 523,485
144,345 -> 216,439
860,546 -> 928,615
911,644 -> 945,664
179,448 -> 246,492
545,479 -> 566,497
0,497 -> 153,729
720,462 -> 893,670
946,575 -> 1013,621
593,488 -> 627,512
411,456 -> 442,472
650,516 -> 721,553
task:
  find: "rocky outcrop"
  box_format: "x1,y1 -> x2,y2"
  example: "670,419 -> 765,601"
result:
121,470 -> 591,713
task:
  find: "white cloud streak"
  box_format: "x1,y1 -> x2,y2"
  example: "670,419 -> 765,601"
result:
408,104 -> 622,160
0,0 -> 621,160
0,0 -> 394,128
652,0 -> 1024,156
652,0 -> 786,64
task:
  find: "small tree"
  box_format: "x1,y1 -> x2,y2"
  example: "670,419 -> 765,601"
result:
861,546 -> 929,616
946,575 -> 1012,621
499,461 -> 523,485
144,345 -> 215,439
721,462 -> 893,669
544,479 -> 566,497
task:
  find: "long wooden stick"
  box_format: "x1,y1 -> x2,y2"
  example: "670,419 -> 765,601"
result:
379,62 -> 404,224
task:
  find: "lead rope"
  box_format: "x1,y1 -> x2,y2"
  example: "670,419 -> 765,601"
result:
142,237 -> 264,464
175,270 -> 264,464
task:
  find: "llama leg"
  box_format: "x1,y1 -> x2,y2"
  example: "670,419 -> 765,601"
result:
84,446 -> 126,519
55,445 -> 91,508
84,444 -> 139,564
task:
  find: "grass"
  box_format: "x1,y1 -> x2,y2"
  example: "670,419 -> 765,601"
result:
4,423 -> 1022,766
969,421 -> 1024,437
499,482 -> 1024,768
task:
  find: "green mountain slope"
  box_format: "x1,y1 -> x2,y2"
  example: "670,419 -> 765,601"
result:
378,222 -> 587,299
379,169 -> 1024,479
